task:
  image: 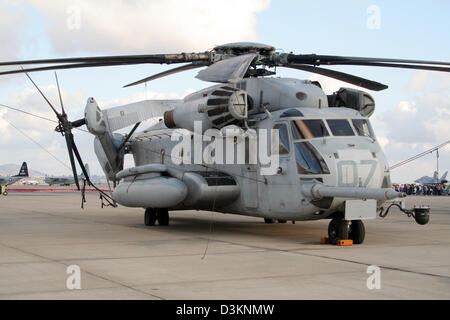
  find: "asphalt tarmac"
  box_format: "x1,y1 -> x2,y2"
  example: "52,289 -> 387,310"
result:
0,187 -> 449,299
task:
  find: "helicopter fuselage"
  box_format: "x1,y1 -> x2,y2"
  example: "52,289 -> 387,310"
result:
108,77 -> 392,221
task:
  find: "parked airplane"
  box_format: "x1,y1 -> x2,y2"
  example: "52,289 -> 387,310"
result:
415,171 -> 448,184
44,164 -> 89,186
0,162 -> 29,195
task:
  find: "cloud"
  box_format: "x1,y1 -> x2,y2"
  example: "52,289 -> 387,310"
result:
405,71 -> 429,92
29,0 -> 271,54
0,2 -> 25,60
377,72 -> 450,183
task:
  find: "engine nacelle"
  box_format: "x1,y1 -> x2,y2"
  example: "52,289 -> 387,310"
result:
327,88 -> 376,117
164,86 -> 248,132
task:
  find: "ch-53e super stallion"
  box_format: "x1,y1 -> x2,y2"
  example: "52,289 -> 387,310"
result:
1,42 -> 449,244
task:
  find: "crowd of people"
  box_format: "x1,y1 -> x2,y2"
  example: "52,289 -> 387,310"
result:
392,183 -> 449,196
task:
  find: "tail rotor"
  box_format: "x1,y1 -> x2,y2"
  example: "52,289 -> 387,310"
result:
24,70 -> 87,190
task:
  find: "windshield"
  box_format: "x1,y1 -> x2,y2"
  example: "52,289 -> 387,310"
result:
291,119 -> 329,140
273,123 -> 290,155
326,119 -> 355,136
294,142 -> 330,175
352,119 -> 375,139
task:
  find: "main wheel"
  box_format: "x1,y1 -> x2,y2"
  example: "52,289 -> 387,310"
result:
264,218 -> 275,224
349,220 -> 365,244
277,219 -> 287,223
144,208 -> 157,226
328,218 -> 349,245
157,209 -> 169,226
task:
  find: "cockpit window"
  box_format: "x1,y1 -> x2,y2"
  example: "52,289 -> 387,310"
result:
326,119 -> 355,136
352,119 -> 375,139
294,142 -> 330,175
273,123 -> 290,155
291,119 -> 329,140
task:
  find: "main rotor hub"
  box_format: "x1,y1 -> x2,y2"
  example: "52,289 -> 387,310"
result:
213,42 -> 275,56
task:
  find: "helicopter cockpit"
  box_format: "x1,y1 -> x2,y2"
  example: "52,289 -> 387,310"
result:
271,108 -> 383,189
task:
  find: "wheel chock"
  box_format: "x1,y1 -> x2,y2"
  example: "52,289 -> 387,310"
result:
337,239 -> 353,246
320,237 -> 329,244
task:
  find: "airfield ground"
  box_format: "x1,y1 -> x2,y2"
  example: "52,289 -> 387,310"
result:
0,186 -> 449,299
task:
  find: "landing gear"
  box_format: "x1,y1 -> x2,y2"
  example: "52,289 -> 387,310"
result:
145,208 -> 169,226
144,208 -> 157,226
328,218 -> 349,245
264,218 -> 287,224
349,220 -> 365,244
157,208 -> 169,226
328,218 -> 365,244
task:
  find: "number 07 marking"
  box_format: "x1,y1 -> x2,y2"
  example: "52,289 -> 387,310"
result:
337,160 -> 377,187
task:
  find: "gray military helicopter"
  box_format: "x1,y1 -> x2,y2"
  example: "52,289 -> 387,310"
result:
1,42 -> 449,244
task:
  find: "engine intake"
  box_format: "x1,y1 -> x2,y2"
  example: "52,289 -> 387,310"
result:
327,88 -> 375,117
164,86 -> 248,132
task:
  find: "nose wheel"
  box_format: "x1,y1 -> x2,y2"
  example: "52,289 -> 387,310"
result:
348,220 -> 365,244
328,218 -> 365,244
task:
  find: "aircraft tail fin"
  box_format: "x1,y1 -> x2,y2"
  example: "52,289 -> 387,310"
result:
441,171 -> 448,181
433,171 -> 438,180
14,162 -> 29,177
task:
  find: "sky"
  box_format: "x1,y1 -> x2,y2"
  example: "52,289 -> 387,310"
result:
0,0 -> 449,183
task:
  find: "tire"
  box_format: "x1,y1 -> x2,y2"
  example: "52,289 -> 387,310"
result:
328,218 -> 349,245
349,220 -> 365,244
157,209 -> 169,226
144,208 -> 157,226
277,219 -> 287,223
264,218 -> 275,224
3,191 -> 8,196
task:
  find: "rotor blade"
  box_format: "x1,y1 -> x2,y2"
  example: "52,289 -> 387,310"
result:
0,52 -> 210,66
23,70 -> 62,120
71,138 -> 91,185
0,61 -> 155,76
0,103 -> 89,133
54,72 -> 65,115
123,63 -> 207,88
286,54 -> 450,67
283,64 -> 388,91
64,131 -> 80,190
321,61 -> 450,73
196,53 -> 257,83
